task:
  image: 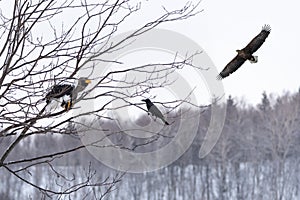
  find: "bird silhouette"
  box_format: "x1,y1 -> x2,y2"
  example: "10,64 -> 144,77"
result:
142,98 -> 169,125
217,24 -> 271,79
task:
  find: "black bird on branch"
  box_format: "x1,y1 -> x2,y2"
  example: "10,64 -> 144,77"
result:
217,24 -> 271,79
142,98 -> 169,125
45,77 -> 91,111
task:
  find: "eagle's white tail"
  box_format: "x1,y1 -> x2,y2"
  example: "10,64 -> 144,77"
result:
250,56 -> 258,63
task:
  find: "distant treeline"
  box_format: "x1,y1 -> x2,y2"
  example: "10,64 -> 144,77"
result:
1,89 -> 300,199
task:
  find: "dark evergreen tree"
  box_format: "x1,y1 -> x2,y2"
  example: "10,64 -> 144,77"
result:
258,91 -> 271,112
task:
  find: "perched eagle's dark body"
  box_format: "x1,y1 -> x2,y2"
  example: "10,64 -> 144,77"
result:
45,78 -> 91,111
217,24 -> 271,79
45,84 -> 74,109
45,85 -> 74,104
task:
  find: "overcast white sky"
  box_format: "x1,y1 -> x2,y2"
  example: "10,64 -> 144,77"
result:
2,0 -> 298,107
154,0 -> 300,105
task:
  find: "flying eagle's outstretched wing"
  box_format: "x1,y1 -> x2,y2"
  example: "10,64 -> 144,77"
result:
217,55 -> 246,80
243,24 -> 271,54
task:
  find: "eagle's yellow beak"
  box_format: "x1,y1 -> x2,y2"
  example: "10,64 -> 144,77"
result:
85,79 -> 91,84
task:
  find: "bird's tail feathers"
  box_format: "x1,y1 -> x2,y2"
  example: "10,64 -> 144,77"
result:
162,118 -> 169,125
216,74 -> 223,80
36,98 -> 47,105
250,56 -> 258,63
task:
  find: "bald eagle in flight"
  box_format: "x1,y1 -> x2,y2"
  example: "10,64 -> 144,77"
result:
45,77 -> 91,111
217,24 -> 271,80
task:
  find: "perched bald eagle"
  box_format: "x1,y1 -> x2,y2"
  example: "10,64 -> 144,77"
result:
217,24 -> 271,80
45,77 -> 91,111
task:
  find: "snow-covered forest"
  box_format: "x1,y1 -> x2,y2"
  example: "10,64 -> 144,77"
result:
1,90 -> 300,199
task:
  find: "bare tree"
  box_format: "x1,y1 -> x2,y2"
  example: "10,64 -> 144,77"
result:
258,92 -> 300,200
0,0 -> 203,198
